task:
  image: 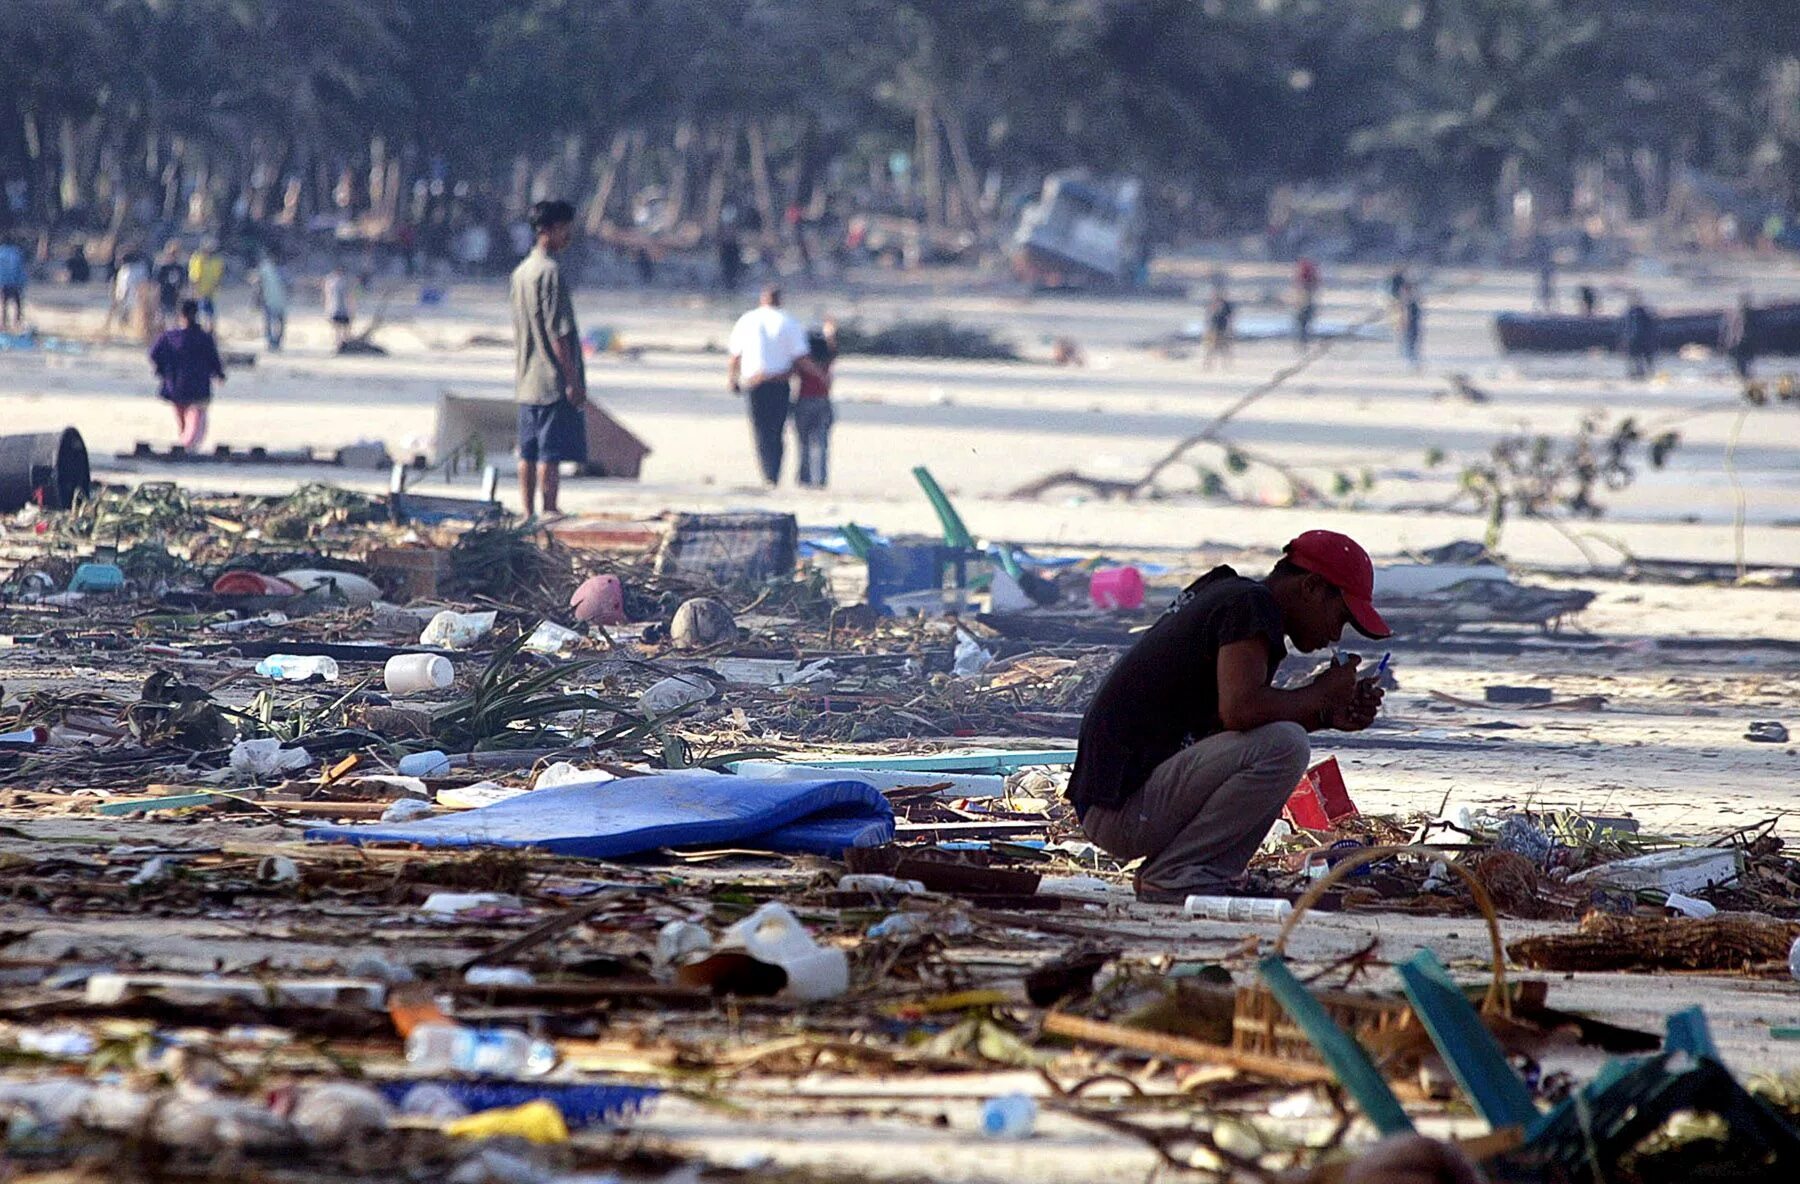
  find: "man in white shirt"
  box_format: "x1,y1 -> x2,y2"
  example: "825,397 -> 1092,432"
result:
727,285 -> 812,486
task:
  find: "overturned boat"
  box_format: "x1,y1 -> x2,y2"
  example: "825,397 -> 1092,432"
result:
1495,301 -> 1800,354
1012,172 -> 1148,288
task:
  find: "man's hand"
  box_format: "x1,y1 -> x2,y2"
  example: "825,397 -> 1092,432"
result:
1327,675 -> 1384,732
564,381 -> 588,408
1312,654 -> 1361,705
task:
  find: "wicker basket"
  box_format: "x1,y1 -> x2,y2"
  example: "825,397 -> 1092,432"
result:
1230,844 -> 1510,1068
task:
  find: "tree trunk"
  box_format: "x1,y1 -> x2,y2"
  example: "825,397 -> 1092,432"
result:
584,128 -> 631,235
916,102 -> 942,236
939,105 -> 988,237
745,120 -> 777,241
667,120 -> 695,227
703,119 -> 736,234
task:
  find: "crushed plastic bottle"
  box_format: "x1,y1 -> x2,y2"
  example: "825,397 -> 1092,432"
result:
229,737 -> 311,777
639,673 -> 713,717
980,1093 -> 1037,1138
522,620 -> 583,656
397,750 -> 452,777
398,1082 -> 469,1120
380,797 -> 434,823
16,1027 -> 98,1058
838,874 -> 926,895
534,761 -> 611,790
210,610 -> 289,634
404,1022 -> 557,1077
289,1082 -> 392,1149
952,630 -> 994,677
1183,895 -> 1294,922
254,654 -> 340,682
655,920 -> 714,966
420,610 -> 497,650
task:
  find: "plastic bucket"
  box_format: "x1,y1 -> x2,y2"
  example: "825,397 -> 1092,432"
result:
0,428 -> 90,512
1089,565 -> 1145,611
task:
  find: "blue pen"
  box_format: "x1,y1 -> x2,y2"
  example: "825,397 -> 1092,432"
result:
1374,652 -> 1391,678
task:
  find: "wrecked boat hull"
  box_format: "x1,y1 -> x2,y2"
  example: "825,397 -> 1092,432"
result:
1494,302 -> 1800,354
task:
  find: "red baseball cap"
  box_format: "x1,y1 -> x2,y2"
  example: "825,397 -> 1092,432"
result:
1283,530 -> 1392,639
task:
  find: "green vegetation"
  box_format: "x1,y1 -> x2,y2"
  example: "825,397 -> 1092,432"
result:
3,2 -> 1799,241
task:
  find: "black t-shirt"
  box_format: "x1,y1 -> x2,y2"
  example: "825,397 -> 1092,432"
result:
1067,565 -> 1287,814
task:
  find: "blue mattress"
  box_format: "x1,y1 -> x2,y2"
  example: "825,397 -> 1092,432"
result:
305,771 -> 893,858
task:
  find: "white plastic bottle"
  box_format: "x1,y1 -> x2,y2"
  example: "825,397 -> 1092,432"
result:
1184,895 -> 1294,922
403,1022 -> 556,1077
1790,935 -> 1800,982
255,654 -> 340,682
384,654 -> 454,695
981,1093 -> 1037,1138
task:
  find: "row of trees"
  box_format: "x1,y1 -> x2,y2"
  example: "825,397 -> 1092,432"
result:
4,0 -> 1800,245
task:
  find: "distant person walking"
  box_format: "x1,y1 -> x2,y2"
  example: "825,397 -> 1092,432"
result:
0,236 -> 28,330
1577,284 -> 1598,318
250,254 -> 289,351
1535,259 -> 1556,310
793,319 -> 838,487
1397,282 -> 1423,370
150,299 -> 225,451
1621,293 -> 1657,380
718,229 -> 744,292
1294,256 -> 1320,349
323,264 -> 354,347
509,199 -> 587,518
187,239 -> 224,328
728,285 -> 811,487
1721,293 -> 1758,380
1203,279 -> 1235,369
106,248 -> 148,338
65,241 -> 92,284
153,241 -> 188,330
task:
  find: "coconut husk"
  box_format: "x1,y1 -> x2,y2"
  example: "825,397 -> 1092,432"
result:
1507,912 -> 1800,973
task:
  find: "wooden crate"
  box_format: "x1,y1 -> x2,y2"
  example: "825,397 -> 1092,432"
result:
1232,982 -> 1417,1067
366,546 -> 451,602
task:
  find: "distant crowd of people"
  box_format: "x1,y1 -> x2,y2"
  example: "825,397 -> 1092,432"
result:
1196,257 -> 1425,371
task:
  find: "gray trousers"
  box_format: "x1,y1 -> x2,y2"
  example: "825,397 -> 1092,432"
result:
1080,722 -> 1310,893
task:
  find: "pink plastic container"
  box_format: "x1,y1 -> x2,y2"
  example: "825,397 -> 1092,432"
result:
1089,566 -> 1145,611
570,573 -> 626,625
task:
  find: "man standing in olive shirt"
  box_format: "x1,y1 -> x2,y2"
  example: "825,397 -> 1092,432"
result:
1068,531 -> 1391,902
510,200 -> 587,517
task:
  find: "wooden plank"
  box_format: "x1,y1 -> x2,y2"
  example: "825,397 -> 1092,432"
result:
737,749 -> 1076,774
1041,1011 -> 1341,1085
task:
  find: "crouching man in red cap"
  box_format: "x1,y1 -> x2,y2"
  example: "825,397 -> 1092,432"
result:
1068,531 -> 1391,903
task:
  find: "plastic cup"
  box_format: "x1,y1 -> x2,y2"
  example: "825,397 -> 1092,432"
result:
384,654 -> 454,695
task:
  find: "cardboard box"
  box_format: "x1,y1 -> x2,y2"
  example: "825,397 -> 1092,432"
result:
1283,756 -> 1358,830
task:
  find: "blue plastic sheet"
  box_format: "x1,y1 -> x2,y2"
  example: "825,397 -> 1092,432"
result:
305,771 -> 893,858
